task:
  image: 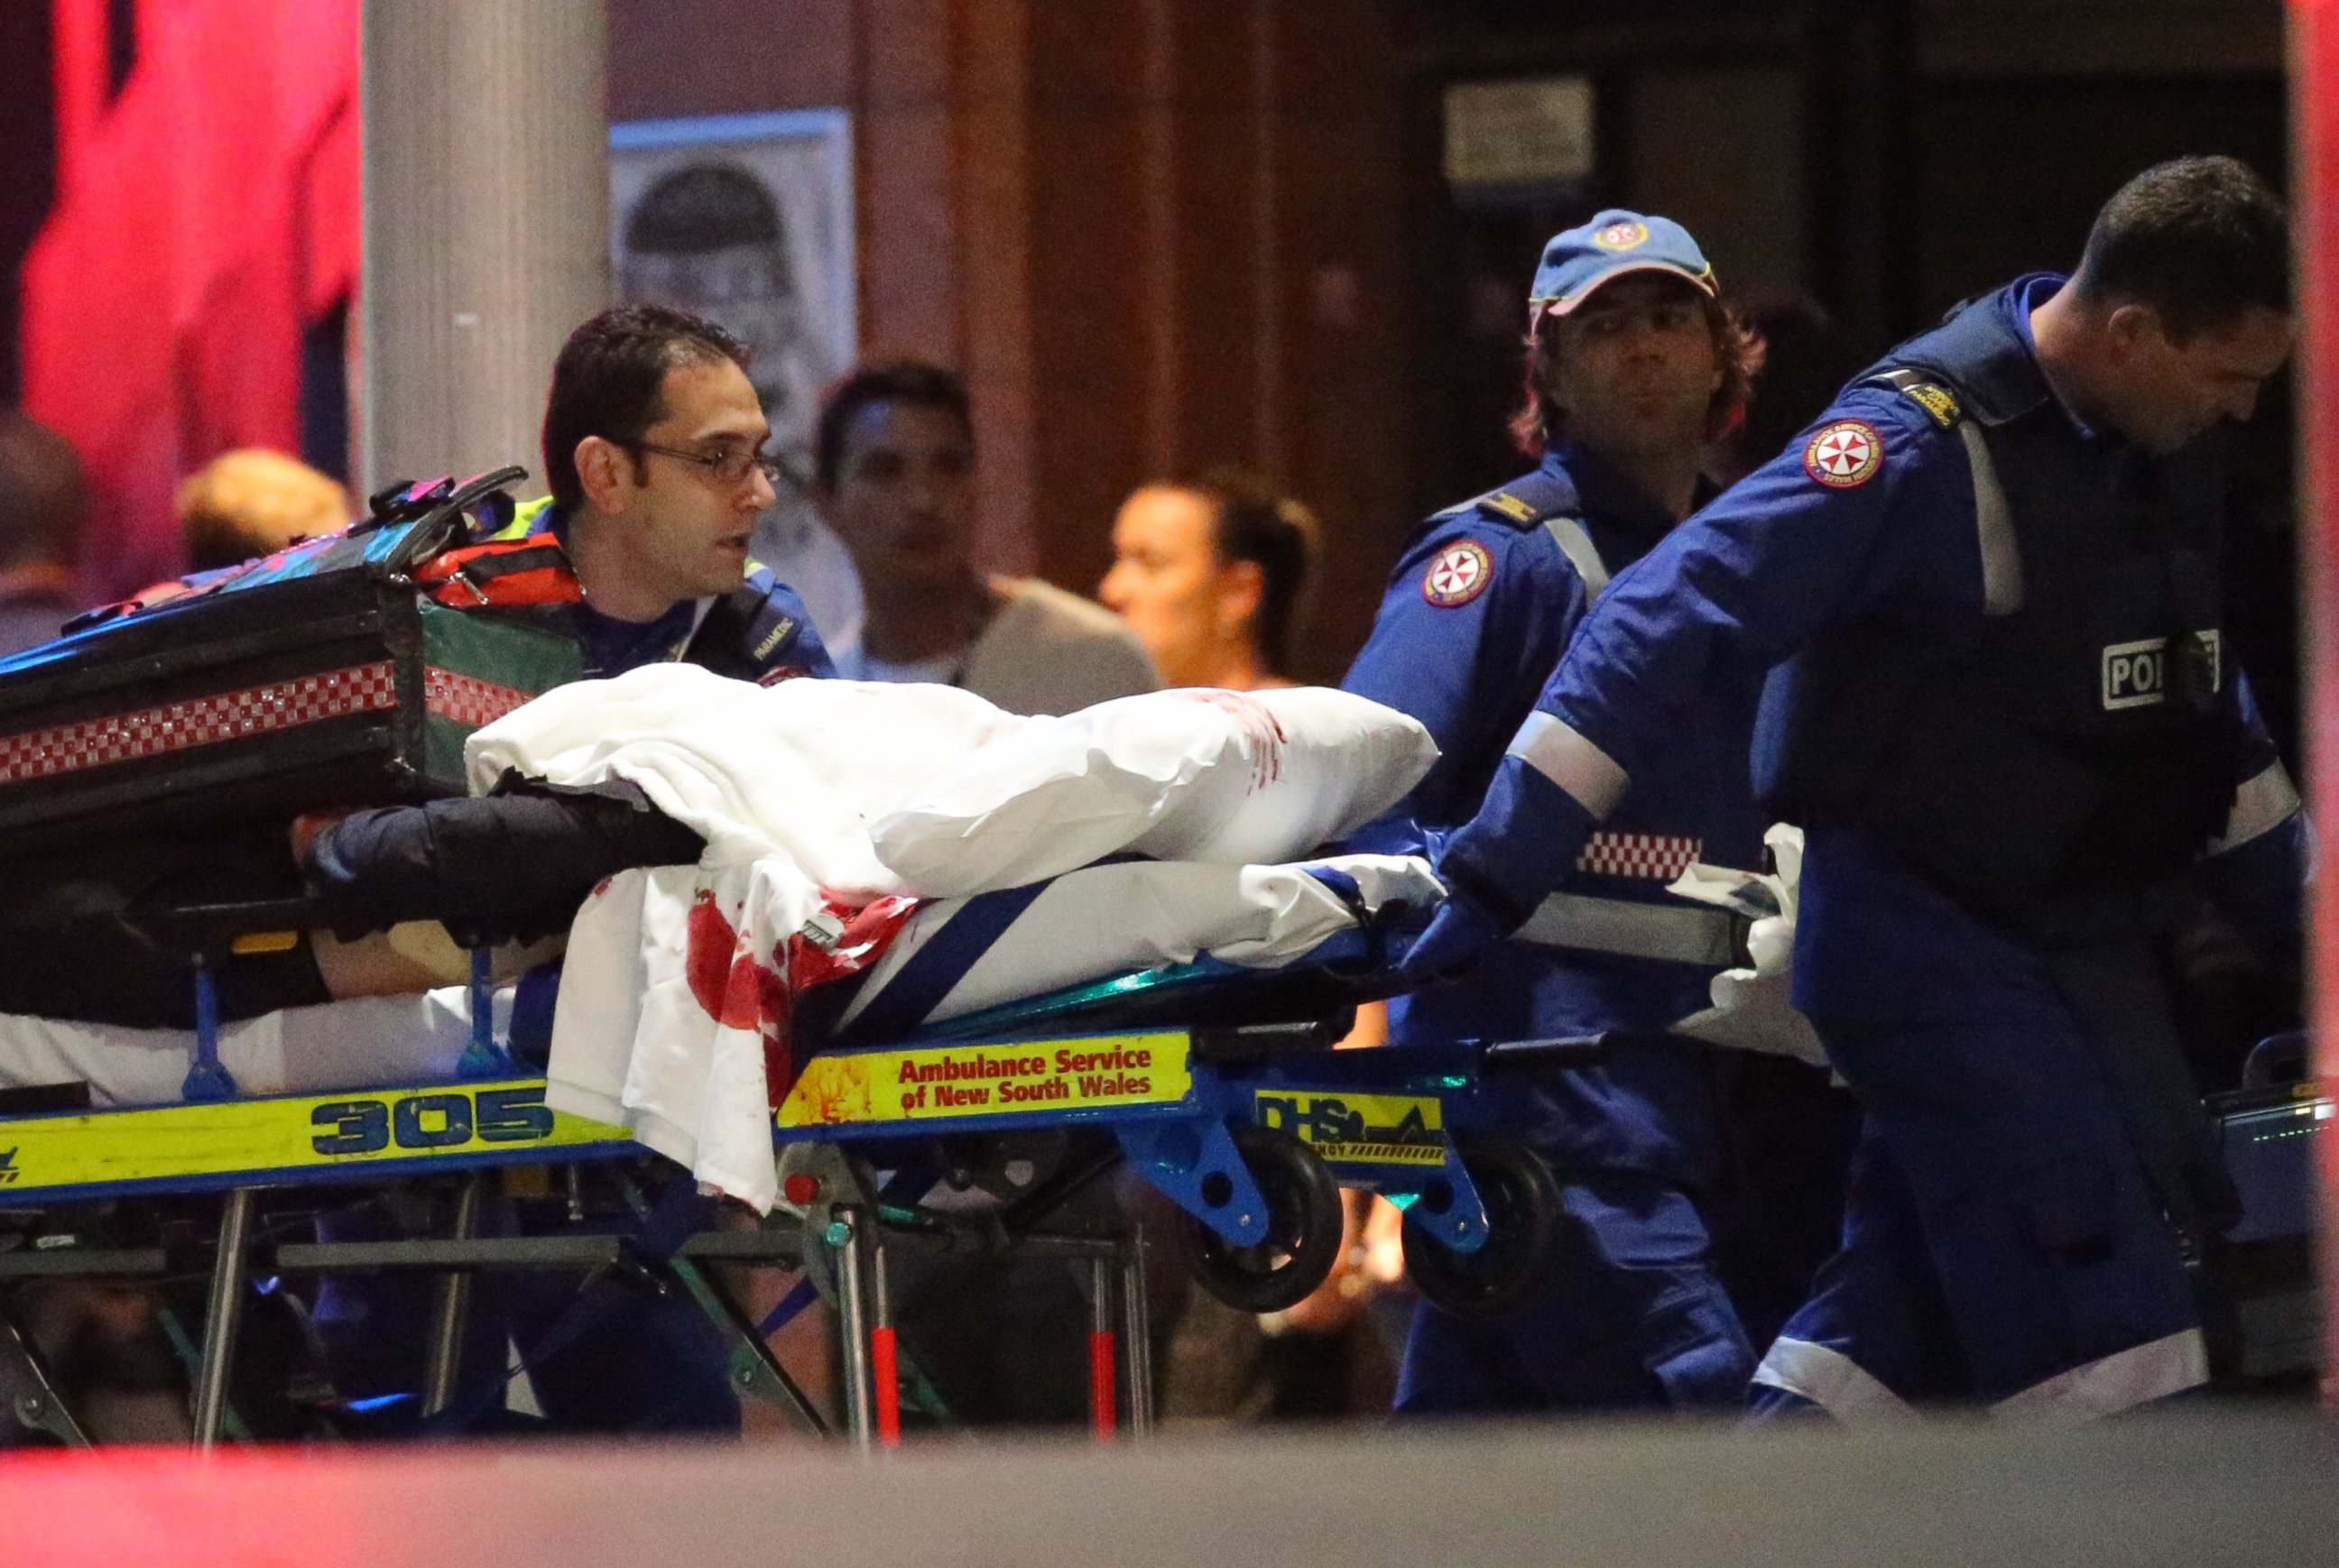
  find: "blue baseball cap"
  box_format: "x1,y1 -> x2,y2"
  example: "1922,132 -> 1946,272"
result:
1527,209 -> 1716,323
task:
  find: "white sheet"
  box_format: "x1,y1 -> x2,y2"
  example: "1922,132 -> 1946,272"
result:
834,854 -> 1442,1033
0,986 -> 508,1106
468,671 -> 1441,1214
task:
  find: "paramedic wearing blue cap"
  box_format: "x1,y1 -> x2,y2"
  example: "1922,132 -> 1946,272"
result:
1405,158 -> 2303,1418
1343,210 -> 1770,1413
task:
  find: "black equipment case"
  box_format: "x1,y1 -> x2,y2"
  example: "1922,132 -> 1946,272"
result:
0,469 -> 582,856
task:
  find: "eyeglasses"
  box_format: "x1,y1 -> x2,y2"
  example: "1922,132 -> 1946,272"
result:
630,440 -> 788,488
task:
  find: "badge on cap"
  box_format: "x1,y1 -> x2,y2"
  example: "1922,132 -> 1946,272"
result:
1593,220 -> 1650,252
1421,540 -> 1493,607
1803,420 -> 1884,488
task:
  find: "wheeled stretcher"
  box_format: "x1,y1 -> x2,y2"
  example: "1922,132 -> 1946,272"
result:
0,888 -> 1594,1450
0,459 -> 1581,1443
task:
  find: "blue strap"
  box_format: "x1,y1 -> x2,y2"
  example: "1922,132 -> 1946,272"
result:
834,879 -> 1053,1044
1297,862 -> 1364,914
756,1276 -> 821,1338
508,961 -> 563,1068
181,962 -> 237,1102
457,948 -> 511,1078
415,1178 -> 712,1439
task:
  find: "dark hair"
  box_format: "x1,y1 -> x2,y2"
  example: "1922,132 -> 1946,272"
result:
1509,282 -> 1764,458
1182,466 -> 1318,679
0,413 -> 88,571
813,358 -> 974,492
2071,156 -> 2289,343
541,304 -> 752,513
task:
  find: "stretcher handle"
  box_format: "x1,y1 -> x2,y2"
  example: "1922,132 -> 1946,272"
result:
1189,1019 -> 1339,1065
1479,1034 -> 1613,1072
132,896 -> 322,961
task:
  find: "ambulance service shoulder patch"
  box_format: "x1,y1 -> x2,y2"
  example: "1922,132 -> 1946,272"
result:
1898,382 -> 1961,428
1421,540 -> 1493,607
1481,490 -> 1539,524
1802,420 -> 1884,488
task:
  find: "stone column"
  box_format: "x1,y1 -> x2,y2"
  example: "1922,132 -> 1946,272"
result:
357,0 -> 607,498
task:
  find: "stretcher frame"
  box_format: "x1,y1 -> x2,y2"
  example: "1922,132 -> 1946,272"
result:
0,903 -> 1592,1451
0,1056 -> 1157,1453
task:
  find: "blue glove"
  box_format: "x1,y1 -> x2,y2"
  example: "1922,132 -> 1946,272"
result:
1397,882 -> 1512,984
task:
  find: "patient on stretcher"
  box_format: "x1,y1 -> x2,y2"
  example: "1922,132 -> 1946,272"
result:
0,669 -> 1457,1214
0,783 -> 702,1028
0,670 -> 1444,1051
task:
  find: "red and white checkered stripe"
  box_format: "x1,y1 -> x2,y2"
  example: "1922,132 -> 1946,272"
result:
1575,832 -> 1703,881
0,661 -> 401,786
423,668 -> 537,730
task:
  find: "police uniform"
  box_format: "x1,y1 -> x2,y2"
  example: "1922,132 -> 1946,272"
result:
1416,273 -> 2305,1418
317,496 -> 837,1436
1344,210 -> 1768,1415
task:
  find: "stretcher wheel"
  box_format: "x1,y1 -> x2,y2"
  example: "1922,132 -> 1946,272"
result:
1173,1124 -> 1344,1314
1403,1135 -> 1565,1320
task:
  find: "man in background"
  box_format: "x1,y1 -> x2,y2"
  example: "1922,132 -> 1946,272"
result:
814,358 -> 1157,714
0,412 -> 90,655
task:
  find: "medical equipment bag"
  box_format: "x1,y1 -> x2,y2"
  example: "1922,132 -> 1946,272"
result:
0,470 -> 582,856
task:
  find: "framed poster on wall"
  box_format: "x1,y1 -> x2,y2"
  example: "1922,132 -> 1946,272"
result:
610,109 -> 862,643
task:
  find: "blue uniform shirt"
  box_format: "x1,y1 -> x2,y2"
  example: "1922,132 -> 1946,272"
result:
1345,443 -> 1766,1180
524,500 -> 836,681
1441,276 -> 2304,1027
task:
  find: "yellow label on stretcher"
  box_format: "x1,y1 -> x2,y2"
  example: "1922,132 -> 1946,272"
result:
776,1033 -> 1192,1129
1253,1090 -> 1447,1167
0,1079 -> 633,1195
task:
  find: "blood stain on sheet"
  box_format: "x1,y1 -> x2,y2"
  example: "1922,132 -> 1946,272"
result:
685,890 -> 761,1031
1179,689 -> 1288,794
686,887 -> 922,1099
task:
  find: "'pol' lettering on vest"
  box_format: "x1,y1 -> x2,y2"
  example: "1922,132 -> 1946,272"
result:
2101,631 -> 2221,711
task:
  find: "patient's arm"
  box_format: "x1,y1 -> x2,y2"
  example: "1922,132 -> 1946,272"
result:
310,923 -> 569,999
302,785 -> 705,944
0,787 -> 698,1026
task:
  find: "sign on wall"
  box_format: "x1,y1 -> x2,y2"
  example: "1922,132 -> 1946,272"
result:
610,109 -> 862,643
1442,77 -> 1595,197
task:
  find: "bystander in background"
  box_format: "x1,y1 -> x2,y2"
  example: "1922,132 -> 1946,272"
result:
1102,467 -> 1403,1421
176,449 -> 352,571
814,359 -> 1158,715
0,413 -> 90,655
1100,468 -> 1316,691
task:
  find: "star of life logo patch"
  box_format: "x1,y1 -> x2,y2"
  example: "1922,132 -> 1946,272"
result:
1593,220 -> 1650,252
1803,420 -> 1884,488
1421,540 -> 1493,607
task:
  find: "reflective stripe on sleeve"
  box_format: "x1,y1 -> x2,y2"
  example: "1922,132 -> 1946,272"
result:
2210,761 -> 2302,854
1990,1328 -> 2206,1424
1541,516 -> 1611,602
1507,711 -> 1630,817
1751,1337 -> 1913,1421
1514,891 -> 1737,967
1955,420 -> 2024,615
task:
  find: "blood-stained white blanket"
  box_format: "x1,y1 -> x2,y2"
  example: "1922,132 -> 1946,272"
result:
466,669 -> 1438,1211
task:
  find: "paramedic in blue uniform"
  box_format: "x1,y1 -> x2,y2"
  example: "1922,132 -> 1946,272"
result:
1344,210 -> 1770,1413
316,304 -> 833,1437
491,302 -> 834,683
1404,157 -> 2303,1419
